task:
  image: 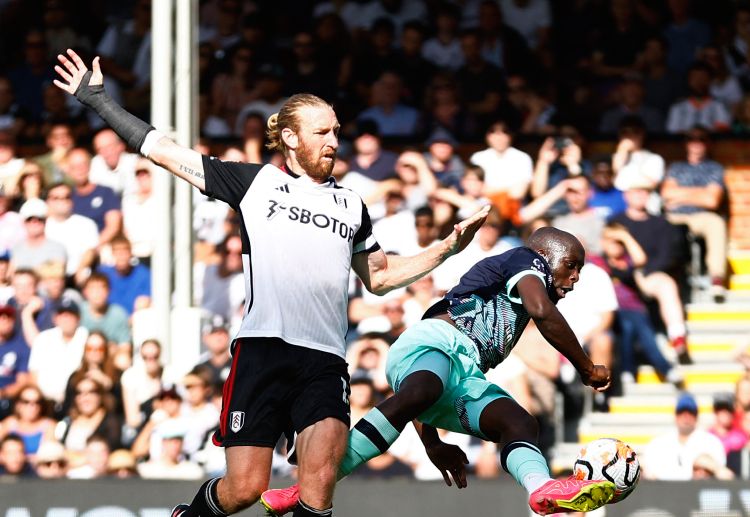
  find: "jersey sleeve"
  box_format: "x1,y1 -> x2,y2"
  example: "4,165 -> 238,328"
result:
201,155 -> 263,209
500,248 -> 551,304
352,200 -> 380,254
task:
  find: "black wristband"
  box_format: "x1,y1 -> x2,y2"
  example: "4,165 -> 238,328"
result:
74,71 -> 155,151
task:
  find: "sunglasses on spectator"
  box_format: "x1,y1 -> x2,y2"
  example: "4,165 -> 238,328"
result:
38,460 -> 65,468
18,398 -> 41,405
76,388 -> 99,396
141,354 -> 160,361
24,217 -> 45,223
184,383 -> 205,390
48,194 -> 72,201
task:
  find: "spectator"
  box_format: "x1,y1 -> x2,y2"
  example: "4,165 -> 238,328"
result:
732,94 -> 750,136
31,123 -> 75,186
610,182 -> 691,364
120,339 -> 173,431
178,367 -> 219,459
122,160 -> 156,262
666,63 -> 731,134
691,452 -> 735,480
587,0 -> 652,79
357,71 -> 421,139
65,148 -> 122,249
136,419 -> 203,480
0,434 -> 35,478
208,44 -> 257,135
530,135 -> 590,217
588,156 -> 627,220
11,161 -> 47,212
79,273 -> 131,348
349,119 -> 398,183
421,4 -> 464,71
95,0 -> 152,100
0,77 -> 28,137
422,74 -> 477,141
662,0 -> 711,76
642,392 -> 726,480
470,120 -> 533,202
90,128 -> 139,196
391,152 -> 438,215
401,274 -> 442,327
32,440 -> 67,479
66,433 -> 111,479
476,0 -> 536,77
635,35 -> 683,117
56,377 -> 122,462
596,224 -> 682,387
6,30 -> 54,123
700,45 -> 743,113
662,127 -> 728,301
196,314 -> 232,386
199,234 -> 243,322
0,385 -> 56,457
233,63 -> 288,135
708,393 -> 747,459
0,130 -> 25,194
44,182 -> 99,284
422,127 -> 464,190
556,260 -> 618,411
283,32 -> 338,104
28,299 -> 88,407
391,21 -> 435,108
41,0 -> 91,62
10,198 -> 67,276
456,30 -> 515,132
499,0 -> 551,53
725,5 -> 750,91
611,115 -> 665,196
0,186 -> 25,254
0,252 -> 10,301
431,164 -> 490,222
61,330 -> 123,418
97,235 -> 151,316
107,448 -> 139,478
599,76 -> 665,135
8,269 -> 54,347
345,334 -> 390,395
36,261 -> 83,312
38,83 -> 90,140
0,304 -> 29,419
733,375 -> 750,429
131,383 -> 184,461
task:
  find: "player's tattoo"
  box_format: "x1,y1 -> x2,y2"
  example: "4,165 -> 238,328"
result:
179,164 -> 204,179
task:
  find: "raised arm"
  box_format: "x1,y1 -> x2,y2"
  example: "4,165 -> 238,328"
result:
351,206 -> 489,295
516,275 -> 610,391
53,49 -> 206,190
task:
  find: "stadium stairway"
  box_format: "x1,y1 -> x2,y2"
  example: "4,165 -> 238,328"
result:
550,292 -> 750,473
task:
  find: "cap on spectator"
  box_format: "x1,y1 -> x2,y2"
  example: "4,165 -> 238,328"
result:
34,441 -> 66,464
675,392 -> 698,415
19,198 -> 48,220
0,249 -> 9,261
713,393 -> 734,412
54,298 -> 80,316
0,304 -> 16,318
107,449 -> 137,472
202,314 -> 229,334
159,419 -> 188,440
355,119 -> 380,139
426,127 -> 458,148
623,177 -> 655,191
692,453 -> 735,480
157,384 -> 181,401
350,370 -> 375,386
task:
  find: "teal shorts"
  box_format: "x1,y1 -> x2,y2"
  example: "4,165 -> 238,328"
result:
385,318 -> 512,439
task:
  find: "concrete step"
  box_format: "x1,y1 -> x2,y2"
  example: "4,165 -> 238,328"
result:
686,334 -> 748,361
576,425 -> 668,450
687,320 -> 750,334
581,411 -> 715,427
729,274 -> 750,291
622,381 -> 739,397
687,303 -> 750,322
636,363 -> 745,386
608,394 -> 717,415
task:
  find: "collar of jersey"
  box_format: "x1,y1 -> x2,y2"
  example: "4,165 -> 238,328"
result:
280,163 -> 337,187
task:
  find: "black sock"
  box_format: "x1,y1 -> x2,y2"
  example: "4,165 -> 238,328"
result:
184,478 -> 228,517
292,499 -> 332,517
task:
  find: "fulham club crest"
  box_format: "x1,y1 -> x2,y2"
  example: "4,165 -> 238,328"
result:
230,411 -> 245,433
333,194 -> 347,209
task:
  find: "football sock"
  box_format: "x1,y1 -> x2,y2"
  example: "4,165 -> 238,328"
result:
338,407 -> 401,477
293,499 -> 332,517
501,441 -> 551,494
184,478 -> 228,517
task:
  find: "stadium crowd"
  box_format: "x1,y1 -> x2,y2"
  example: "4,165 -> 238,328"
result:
0,0 -> 749,485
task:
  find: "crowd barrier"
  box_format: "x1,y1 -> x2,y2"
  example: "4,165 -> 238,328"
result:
1,478 -> 749,517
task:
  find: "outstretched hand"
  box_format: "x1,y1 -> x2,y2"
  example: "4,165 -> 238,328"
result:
53,49 -> 103,95
445,205 -> 490,255
426,441 -> 469,489
583,364 -> 611,392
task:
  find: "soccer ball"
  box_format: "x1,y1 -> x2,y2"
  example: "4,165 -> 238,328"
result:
573,438 -> 640,503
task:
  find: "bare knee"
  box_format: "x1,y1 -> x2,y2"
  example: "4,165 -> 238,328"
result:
218,476 -> 266,512
480,398 -> 538,444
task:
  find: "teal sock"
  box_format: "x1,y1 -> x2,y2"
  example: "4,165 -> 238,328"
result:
501,441 -> 551,494
338,407 -> 401,478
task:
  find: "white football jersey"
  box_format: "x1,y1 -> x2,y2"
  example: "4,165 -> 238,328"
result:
202,157 -> 379,358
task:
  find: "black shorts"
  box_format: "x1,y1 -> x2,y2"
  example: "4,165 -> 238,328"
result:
212,337 -> 351,448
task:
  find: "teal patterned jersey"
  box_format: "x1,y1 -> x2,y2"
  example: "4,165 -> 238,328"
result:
424,247 -> 555,373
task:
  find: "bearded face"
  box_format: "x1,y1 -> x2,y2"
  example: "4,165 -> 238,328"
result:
295,136 -> 336,181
